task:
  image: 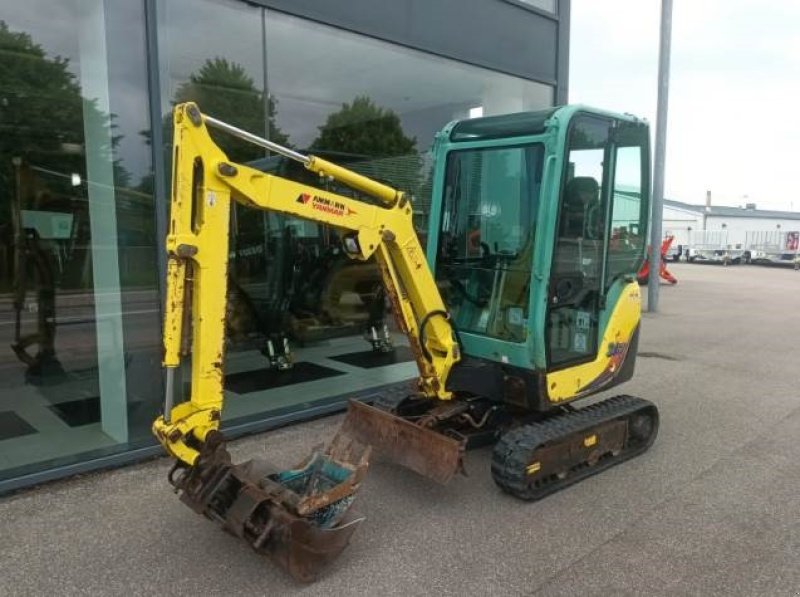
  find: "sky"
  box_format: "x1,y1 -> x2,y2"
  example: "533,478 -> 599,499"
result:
569,0 -> 800,211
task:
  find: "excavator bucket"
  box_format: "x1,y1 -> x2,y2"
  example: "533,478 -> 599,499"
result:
338,399 -> 465,485
168,431 -> 370,583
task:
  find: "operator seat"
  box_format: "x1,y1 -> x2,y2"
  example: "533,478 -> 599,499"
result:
561,176 -> 600,238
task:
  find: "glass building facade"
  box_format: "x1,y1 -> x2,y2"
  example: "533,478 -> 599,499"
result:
0,0 -> 568,492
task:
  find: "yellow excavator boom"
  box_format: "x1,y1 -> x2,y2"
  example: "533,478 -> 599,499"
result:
153,102 -> 460,467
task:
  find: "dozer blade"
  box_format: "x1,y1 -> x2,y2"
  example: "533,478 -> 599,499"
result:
168,431 -> 370,582
338,399 -> 465,485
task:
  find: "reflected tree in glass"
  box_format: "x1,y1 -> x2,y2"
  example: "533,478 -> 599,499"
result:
310,95 -> 421,197
0,21 -> 129,189
0,19 -> 131,380
168,57 -> 294,349
173,57 -> 289,163
304,96 -> 423,343
0,19 -> 130,292
311,96 -> 415,157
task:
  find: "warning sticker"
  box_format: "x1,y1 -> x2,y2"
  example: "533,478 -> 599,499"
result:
575,311 -> 591,330
573,332 -> 587,352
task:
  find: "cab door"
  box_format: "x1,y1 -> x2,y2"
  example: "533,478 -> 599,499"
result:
546,114 -> 649,374
547,114 -> 613,369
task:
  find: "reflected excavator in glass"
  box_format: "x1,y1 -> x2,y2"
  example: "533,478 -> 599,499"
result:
224,150 -> 396,371
152,103 -> 659,582
7,157 -> 79,384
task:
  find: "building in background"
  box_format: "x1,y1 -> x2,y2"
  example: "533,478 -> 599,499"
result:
663,198 -> 800,263
0,0 -> 569,492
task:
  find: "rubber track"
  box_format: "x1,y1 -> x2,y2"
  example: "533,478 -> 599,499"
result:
491,395 -> 659,501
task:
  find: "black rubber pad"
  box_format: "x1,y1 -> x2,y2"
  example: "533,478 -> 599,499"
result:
0,411 -> 37,440
48,396 -> 101,427
328,345 -> 415,369
225,362 -> 346,395
47,397 -> 149,428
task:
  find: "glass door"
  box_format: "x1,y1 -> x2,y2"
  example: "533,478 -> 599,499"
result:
547,115 -> 612,368
546,114 -> 649,371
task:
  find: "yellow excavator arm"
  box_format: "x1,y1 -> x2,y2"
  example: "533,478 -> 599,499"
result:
153,102 -> 459,467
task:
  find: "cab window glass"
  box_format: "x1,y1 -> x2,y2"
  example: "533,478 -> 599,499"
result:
607,124 -> 648,285
436,144 -> 544,342
548,116 -> 610,367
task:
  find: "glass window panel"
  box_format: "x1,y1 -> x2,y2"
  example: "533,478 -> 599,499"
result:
0,0 -> 159,482
607,146 -> 645,284
154,6 -> 554,427
257,10 -> 554,409
157,0 -> 266,162
436,145 -> 544,342
265,10 -> 553,226
156,0 -> 296,426
548,116 -> 611,367
0,0 -> 560,489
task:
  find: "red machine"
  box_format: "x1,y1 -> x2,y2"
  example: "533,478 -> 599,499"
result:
637,235 -> 677,285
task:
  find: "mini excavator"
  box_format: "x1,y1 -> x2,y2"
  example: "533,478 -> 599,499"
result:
153,103 -> 659,582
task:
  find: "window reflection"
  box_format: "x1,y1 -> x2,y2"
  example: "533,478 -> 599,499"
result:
158,0 -> 266,161
0,1 -> 158,481
0,0 -> 558,488
274,8 -> 553,415
266,10 -> 554,220
263,9 -> 553,356
157,2 -> 555,424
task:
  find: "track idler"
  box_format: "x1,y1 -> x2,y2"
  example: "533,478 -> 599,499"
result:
168,430 -> 370,582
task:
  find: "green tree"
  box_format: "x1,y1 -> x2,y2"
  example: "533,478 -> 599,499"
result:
311,96 -> 415,157
173,57 -> 289,162
310,96 -> 421,197
0,21 -> 128,184
0,22 -> 83,162
0,20 -> 133,290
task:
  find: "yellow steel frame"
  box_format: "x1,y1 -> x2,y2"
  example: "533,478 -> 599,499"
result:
153,103 -> 460,465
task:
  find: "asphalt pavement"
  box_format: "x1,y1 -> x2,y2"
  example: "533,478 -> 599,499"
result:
1,263 -> 800,596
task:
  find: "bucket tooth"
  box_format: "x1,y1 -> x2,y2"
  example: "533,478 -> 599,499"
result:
338,399 -> 465,485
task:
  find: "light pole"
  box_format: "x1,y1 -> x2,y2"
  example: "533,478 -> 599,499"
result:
648,0 -> 673,312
